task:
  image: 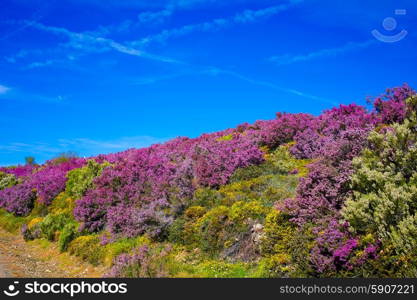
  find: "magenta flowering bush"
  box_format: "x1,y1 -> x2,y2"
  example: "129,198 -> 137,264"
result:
283,127 -> 370,226
30,158 -> 85,205
249,113 -> 314,149
0,165 -> 36,178
291,104 -> 377,159
0,158 -> 85,215
193,133 -> 264,187
0,182 -> 36,216
308,218 -> 380,275
372,83 -> 415,124
106,199 -> 173,240
105,245 -> 171,278
75,132 -> 264,234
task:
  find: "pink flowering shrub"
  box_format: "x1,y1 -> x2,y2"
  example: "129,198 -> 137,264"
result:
105,245 -> 171,278
75,133 -> 264,234
283,128 -> 370,225
107,199 -> 173,240
0,158 -> 85,215
309,218 -> 379,275
372,83 -> 415,124
193,133 -> 264,187
249,113 -> 314,149
291,104 -> 377,159
0,165 -> 36,178
0,182 -> 36,216
30,158 -> 85,205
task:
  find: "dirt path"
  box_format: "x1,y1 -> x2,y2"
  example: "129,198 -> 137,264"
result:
0,228 -> 106,278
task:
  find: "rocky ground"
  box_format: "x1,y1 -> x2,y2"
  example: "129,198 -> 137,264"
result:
0,228 -> 105,278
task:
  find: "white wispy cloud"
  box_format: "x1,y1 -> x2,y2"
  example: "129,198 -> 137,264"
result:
21,21 -> 183,65
138,9 -> 174,24
131,0 -> 302,47
0,2 -> 51,42
137,0 -> 229,24
26,59 -> 57,69
0,84 -> 10,94
206,67 -> 336,105
0,85 -> 67,103
93,0 -> 252,35
6,1 -> 301,67
269,40 -> 376,66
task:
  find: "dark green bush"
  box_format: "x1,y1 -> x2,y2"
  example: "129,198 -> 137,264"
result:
39,213 -> 72,241
59,222 -> 79,252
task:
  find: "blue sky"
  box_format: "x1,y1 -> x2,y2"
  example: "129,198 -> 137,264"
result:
1,0 -> 417,165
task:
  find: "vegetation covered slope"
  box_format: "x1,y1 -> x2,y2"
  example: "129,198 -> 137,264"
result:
0,84 -> 416,278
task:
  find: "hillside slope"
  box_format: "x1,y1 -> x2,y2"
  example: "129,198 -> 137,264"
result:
0,84 -> 416,278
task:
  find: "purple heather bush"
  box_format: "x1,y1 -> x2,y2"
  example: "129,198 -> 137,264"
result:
249,113 -> 314,149
371,83 -> 416,124
0,182 -> 36,216
105,245 -> 171,278
291,104 -> 377,160
193,132 -> 264,187
0,158 -> 85,216
0,165 -> 36,178
30,158 -> 85,206
106,199 -> 173,240
282,128 -> 370,226
75,132 -> 265,234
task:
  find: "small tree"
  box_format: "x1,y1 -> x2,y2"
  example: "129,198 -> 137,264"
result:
25,156 -> 36,165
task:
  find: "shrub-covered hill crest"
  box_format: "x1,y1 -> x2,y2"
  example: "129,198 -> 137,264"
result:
1,84 -> 417,278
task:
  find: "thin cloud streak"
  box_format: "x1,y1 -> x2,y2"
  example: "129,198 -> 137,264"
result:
205,67 -> 337,105
21,21 -> 184,65
0,86 -> 67,103
131,0 -> 303,47
269,40 -> 377,66
0,84 -> 11,94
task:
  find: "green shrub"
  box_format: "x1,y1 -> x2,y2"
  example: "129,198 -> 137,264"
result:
255,254 -> 293,278
342,100 -> 417,266
58,222 -> 79,252
168,218 -> 186,244
192,188 -> 221,208
230,162 -> 278,183
169,206 -> 207,246
190,202 -> 268,255
104,236 -> 151,266
39,213 -> 72,241
65,160 -> 109,199
229,201 -> 268,225
260,209 -> 294,256
194,206 -> 230,253
47,192 -> 74,215
216,134 -> 233,142
68,235 -> 106,266
0,172 -> 17,190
